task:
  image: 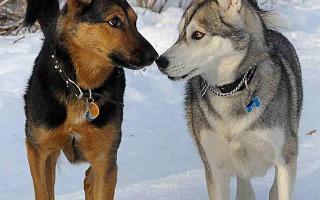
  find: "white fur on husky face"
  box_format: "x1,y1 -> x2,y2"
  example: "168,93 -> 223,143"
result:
161,20 -> 247,86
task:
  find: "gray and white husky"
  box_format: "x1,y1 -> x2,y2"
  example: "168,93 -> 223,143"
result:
156,0 -> 303,199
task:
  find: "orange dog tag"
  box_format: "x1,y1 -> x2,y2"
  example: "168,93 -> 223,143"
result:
85,102 -> 100,121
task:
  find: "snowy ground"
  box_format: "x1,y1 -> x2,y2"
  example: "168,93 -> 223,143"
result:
0,4 -> 320,200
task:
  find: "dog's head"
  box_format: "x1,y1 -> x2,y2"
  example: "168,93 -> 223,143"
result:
57,0 -> 158,88
156,0 -> 265,85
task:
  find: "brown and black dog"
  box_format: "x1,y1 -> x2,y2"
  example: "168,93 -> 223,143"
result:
24,0 -> 158,199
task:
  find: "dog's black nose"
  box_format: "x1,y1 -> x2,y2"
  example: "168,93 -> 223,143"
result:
144,49 -> 158,65
156,56 -> 169,69
132,48 -> 158,67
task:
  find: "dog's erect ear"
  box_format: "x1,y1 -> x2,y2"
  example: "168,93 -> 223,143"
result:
69,0 -> 92,5
78,0 -> 92,4
217,0 -> 241,11
217,0 -> 243,28
67,0 -> 92,11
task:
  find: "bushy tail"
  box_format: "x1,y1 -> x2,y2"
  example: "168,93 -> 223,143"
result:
25,0 -> 60,30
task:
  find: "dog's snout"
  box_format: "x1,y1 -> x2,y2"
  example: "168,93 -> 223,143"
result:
133,34 -> 158,66
144,48 -> 158,65
156,56 -> 169,70
133,47 -> 158,66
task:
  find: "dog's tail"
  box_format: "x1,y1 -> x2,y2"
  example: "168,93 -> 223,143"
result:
25,0 -> 60,31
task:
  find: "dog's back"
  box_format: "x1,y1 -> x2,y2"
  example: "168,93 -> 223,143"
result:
267,30 -> 303,132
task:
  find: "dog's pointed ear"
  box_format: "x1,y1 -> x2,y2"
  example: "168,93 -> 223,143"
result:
67,0 -> 92,11
217,0 -> 242,11
79,0 -> 92,4
217,0 -> 243,27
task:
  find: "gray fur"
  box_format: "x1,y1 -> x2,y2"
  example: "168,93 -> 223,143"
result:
158,0 -> 303,199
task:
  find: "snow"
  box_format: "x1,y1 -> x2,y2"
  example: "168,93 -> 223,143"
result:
0,4 -> 320,200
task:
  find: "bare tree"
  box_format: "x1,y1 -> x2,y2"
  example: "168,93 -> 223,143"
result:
135,0 -> 168,12
0,0 -> 38,36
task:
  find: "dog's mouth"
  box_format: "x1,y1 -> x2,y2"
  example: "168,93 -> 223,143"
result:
110,53 -> 148,70
168,74 -> 188,81
167,68 -> 198,81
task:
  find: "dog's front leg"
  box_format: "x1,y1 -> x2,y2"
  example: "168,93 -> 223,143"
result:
26,140 -> 51,200
269,168 -> 278,200
199,138 -> 231,199
199,133 -> 231,200
46,151 -> 60,200
203,161 -> 231,200
84,166 -> 94,200
236,177 -> 256,200
91,163 -> 118,200
274,159 -> 297,200
84,165 -> 117,200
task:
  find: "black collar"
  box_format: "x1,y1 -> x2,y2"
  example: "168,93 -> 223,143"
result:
200,66 -> 257,97
217,66 -> 257,93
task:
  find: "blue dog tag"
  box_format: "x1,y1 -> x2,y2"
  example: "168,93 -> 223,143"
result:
246,96 -> 261,113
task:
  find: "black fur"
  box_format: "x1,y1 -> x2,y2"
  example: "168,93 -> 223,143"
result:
23,0 -> 145,137
25,0 -> 60,36
24,0 -> 158,137
24,29 -> 125,132
24,3 -> 126,137
25,0 -> 131,34
80,0 -> 131,23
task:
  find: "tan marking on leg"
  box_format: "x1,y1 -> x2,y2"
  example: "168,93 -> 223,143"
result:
28,92 -> 121,200
26,126 -> 68,200
84,166 -> 94,200
46,151 -> 60,200
26,140 -> 50,200
91,164 -> 117,200
77,124 -> 119,200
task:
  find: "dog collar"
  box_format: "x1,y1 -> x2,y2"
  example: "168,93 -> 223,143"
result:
51,54 -> 124,121
51,54 -> 84,99
200,66 -> 257,97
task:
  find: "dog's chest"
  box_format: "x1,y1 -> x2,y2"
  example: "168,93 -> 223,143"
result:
65,101 -> 88,125
199,127 -> 285,178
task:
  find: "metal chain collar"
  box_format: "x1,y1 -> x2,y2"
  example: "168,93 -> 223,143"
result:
51,54 -> 85,99
200,66 -> 257,97
51,53 -> 124,107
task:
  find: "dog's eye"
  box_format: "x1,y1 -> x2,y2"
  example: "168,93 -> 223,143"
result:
192,31 -> 205,40
108,17 -> 121,28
